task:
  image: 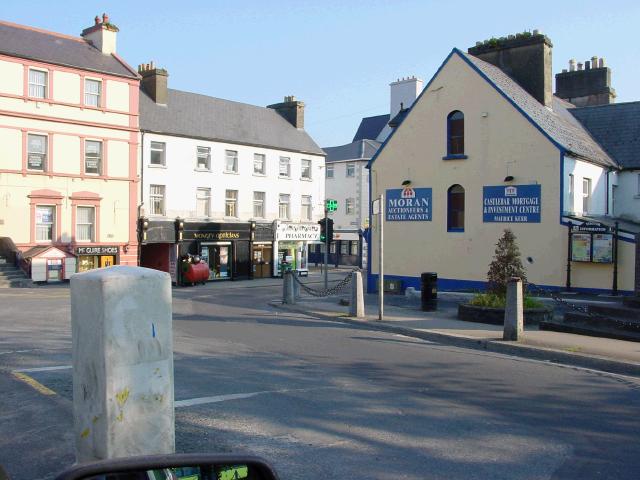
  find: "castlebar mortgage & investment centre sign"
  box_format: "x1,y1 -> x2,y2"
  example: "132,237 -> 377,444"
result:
483,184 -> 541,223
386,187 -> 432,221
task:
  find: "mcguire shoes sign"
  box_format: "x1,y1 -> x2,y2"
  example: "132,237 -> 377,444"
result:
483,184 -> 542,223
386,187 -> 432,221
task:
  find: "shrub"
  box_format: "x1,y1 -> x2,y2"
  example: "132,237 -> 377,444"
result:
469,293 -> 544,309
486,229 -> 527,295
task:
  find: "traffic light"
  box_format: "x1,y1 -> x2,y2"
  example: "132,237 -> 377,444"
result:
138,216 -> 149,242
318,217 -> 334,243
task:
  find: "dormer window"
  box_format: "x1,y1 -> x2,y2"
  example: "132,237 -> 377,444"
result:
444,111 -> 467,159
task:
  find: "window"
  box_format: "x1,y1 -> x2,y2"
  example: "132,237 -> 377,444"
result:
582,178 -> 591,213
340,242 -> 349,255
197,146 -> 211,170
254,153 -> 266,175
447,184 -> 465,231
149,185 -> 166,215
28,69 -> 47,99
301,159 -> 312,179
447,111 -> 465,155
196,188 -> 211,217
279,194 -> 290,219
150,142 -> 166,166
301,195 -> 312,220
27,134 -> 47,171
326,164 -> 334,178
85,140 -> 102,175
35,205 -> 54,241
84,79 -> 102,107
253,191 -> 265,218
345,198 -> 355,215
568,173 -> 575,212
350,241 -> 359,256
225,150 -> 238,173
279,157 -> 290,178
76,206 -> 95,242
346,163 -> 355,177
225,190 -> 238,217
330,242 -> 336,254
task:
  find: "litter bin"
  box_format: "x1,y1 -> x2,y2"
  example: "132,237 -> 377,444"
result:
421,272 -> 437,311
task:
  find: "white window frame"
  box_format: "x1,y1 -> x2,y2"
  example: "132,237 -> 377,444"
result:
301,195 -> 312,221
27,133 -> 48,171
279,194 -> 290,219
35,205 -> 55,242
253,153 -> 266,175
150,141 -> 166,166
326,164 -> 334,179
346,162 -> 355,177
345,198 -> 355,215
28,68 -> 48,99
76,206 -> 95,242
225,189 -> 238,217
279,157 -> 291,178
196,146 -> 211,171
149,184 -> 166,216
196,187 -> 211,217
85,140 -> 103,175
84,78 -> 102,108
225,150 -> 238,173
301,159 -> 312,180
253,191 -> 265,218
582,178 -> 591,213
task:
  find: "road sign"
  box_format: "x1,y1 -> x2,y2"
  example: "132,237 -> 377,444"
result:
326,199 -> 338,212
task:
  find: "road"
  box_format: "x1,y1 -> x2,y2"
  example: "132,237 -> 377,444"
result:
1,277 -> 640,480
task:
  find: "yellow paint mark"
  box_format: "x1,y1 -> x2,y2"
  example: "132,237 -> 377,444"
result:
12,372 -> 56,396
115,388 -> 130,407
81,428 -> 90,438
116,411 -> 124,422
92,416 -> 99,424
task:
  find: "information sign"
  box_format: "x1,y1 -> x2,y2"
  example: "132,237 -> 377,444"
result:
385,187 -> 432,221
483,184 -> 541,223
571,234 -> 592,262
592,233 -> 613,263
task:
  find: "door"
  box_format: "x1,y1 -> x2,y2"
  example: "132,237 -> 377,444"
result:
47,259 -> 63,282
100,256 -> 115,268
202,244 -> 231,280
253,246 -> 272,278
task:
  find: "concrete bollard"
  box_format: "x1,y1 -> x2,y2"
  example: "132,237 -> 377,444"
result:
282,271 -> 295,304
503,277 -> 524,341
293,272 -> 301,299
71,266 -> 175,462
349,271 -> 365,318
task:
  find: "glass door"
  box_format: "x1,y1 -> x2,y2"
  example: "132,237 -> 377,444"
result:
202,243 -> 231,280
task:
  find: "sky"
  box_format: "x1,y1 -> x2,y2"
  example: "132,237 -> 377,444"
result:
2,1 -> 639,147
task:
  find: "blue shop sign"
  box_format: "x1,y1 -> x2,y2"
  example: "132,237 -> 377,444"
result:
483,184 -> 541,223
386,187 -> 432,221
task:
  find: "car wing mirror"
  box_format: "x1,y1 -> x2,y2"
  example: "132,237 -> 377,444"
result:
54,454 -> 279,480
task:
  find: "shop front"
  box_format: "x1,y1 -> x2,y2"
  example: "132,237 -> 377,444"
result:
274,221 -> 321,276
139,219 -> 178,282
76,245 -> 120,272
252,222 -> 275,279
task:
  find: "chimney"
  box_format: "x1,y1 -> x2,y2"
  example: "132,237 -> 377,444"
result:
555,57 -> 616,107
389,76 -> 423,120
468,31 -> 553,107
139,62 -> 169,105
81,13 -> 118,55
267,95 -> 305,129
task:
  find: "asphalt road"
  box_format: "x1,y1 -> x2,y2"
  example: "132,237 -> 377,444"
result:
1,278 -> 640,480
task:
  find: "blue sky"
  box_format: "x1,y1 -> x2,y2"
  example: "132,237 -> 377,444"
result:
2,1 -> 638,147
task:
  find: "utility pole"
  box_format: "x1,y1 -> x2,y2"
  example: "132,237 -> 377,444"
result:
324,206 -> 329,290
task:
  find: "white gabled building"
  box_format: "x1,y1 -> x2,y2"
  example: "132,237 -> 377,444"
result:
137,65 -> 325,282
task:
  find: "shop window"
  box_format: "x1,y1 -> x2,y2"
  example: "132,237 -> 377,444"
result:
301,195 -> 312,221
326,164 -> 334,178
446,111 -> 465,156
582,178 -> 591,213
76,206 -> 95,242
196,188 -> 211,217
329,242 -> 336,254
150,142 -> 166,166
254,153 -> 266,175
35,205 -> 55,241
225,150 -> 238,173
85,140 -> 102,175
84,78 -> 102,107
27,134 -> 47,171
350,241 -> 359,256
253,191 -> 265,218
197,146 -> 211,170
301,159 -> 312,179
447,184 -> 465,232
346,163 -> 355,177
225,189 -> 238,217
28,69 -> 47,99
279,194 -> 290,219
279,157 -> 291,178
340,242 -> 349,255
149,184 -> 166,215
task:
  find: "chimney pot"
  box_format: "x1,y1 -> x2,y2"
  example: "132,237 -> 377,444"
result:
578,62 -> 583,71
591,56 -> 598,67
585,60 -> 591,70
533,29 -> 541,35
102,13 -> 109,24
599,58 -> 605,68
569,59 -> 576,71
94,15 -> 100,25
562,69 -> 567,73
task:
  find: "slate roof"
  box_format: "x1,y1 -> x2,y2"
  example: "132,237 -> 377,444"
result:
352,114 -> 390,141
459,50 -> 617,168
569,102 -> 640,170
323,139 -> 381,163
0,21 -> 137,79
139,89 -> 325,156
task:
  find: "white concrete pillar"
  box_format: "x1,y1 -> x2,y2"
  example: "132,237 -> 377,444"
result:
350,271 -> 365,318
503,277 -> 524,341
282,271 -> 295,304
71,266 -> 175,462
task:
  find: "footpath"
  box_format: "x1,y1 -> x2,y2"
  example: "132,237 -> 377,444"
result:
270,282 -> 640,378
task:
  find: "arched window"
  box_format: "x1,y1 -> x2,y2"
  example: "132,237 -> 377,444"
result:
447,184 -> 465,232
447,111 -> 464,155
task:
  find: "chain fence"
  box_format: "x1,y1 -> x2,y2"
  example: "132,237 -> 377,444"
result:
289,268 -> 361,298
526,281 -> 600,318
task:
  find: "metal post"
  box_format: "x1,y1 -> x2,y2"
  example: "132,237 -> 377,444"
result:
324,207 -> 328,290
613,221 -> 619,296
566,225 -> 572,291
378,194 -> 384,321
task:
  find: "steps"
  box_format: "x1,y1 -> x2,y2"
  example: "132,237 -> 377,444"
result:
540,299 -> 640,342
0,257 -> 31,288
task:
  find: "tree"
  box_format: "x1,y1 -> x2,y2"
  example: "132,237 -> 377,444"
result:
487,229 -> 527,295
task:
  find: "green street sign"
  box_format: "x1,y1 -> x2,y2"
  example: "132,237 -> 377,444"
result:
326,199 -> 338,212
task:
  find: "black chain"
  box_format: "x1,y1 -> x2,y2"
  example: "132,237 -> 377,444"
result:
290,269 -> 361,297
526,281 -> 599,318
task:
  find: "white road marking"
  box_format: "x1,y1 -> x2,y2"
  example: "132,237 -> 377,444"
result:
14,365 -> 72,373
175,386 -> 335,408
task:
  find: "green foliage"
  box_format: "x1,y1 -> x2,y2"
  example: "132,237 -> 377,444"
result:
469,293 -> 544,309
486,229 -> 527,295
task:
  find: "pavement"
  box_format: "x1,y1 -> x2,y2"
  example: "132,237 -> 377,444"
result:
270,280 -> 640,377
